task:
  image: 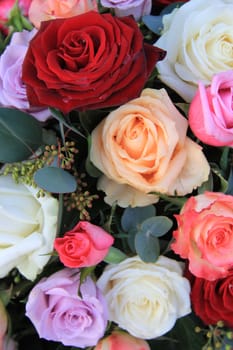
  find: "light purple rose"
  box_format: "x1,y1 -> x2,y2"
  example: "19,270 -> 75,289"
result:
100,0 -> 152,21
0,29 -> 51,122
26,268 -> 108,348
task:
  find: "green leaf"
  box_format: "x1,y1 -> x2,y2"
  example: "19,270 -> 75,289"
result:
85,135 -> 102,178
211,163 -> 228,193
121,205 -> 156,232
226,166 -> 233,195
141,216 -> 173,238
80,266 -> 96,285
34,166 -> 77,193
135,230 -> 160,263
104,246 -> 127,264
49,108 -> 85,138
167,315 -> 206,350
0,108 -> 43,162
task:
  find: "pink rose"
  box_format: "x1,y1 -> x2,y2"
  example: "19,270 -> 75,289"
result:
26,268 -> 108,348
100,0 -> 152,21
189,70 -> 233,147
171,191 -> 233,281
28,0 -> 98,28
94,331 -> 151,350
54,221 -> 114,268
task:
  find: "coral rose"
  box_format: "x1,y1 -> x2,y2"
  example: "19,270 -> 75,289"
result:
187,270 -> 233,328
22,11 -> 165,113
94,331 -> 151,350
189,70 -> 233,147
171,191 -> 233,281
90,88 -> 210,207
54,221 -> 114,268
28,0 -> 98,28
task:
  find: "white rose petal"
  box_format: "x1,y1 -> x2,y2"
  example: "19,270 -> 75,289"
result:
97,255 -> 191,339
155,0 -> 233,102
0,176 -> 59,280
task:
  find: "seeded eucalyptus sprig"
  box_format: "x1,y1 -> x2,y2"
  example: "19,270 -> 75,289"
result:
2,141 -> 79,197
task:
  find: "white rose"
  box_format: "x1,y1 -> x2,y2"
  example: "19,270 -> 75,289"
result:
0,175 -> 59,280
97,255 -> 191,339
155,0 -> 233,102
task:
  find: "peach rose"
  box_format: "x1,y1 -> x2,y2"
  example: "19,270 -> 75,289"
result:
94,331 -> 151,350
28,0 -> 98,28
90,88 -> 210,207
171,191 -> 233,281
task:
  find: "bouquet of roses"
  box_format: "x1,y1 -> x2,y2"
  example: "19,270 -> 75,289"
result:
0,0 -> 233,349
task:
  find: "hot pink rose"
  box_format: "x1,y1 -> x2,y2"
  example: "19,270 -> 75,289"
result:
28,0 -> 98,28
94,331 -> 151,350
54,221 -> 114,268
171,191 -> 233,281
189,70 -> 233,147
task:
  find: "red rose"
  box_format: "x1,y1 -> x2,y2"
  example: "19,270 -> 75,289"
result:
54,221 -> 114,268
187,270 -> 233,327
22,11 -> 165,113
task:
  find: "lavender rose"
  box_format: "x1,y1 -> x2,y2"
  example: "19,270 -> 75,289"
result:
0,29 -> 50,122
26,268 -> 108,348
100,0 -> 152,21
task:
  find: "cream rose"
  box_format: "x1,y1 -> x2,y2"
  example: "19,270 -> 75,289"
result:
155,0 -> 233,102
97,255 -> 191,339
90,88 -> 210,207
0,175 -> 59,280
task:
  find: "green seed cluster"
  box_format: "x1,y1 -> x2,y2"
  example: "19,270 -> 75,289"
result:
2,141 -> 79,197
64,172 -> 99,221
195,321 -> 233,350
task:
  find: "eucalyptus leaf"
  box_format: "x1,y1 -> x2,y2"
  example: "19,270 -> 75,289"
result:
135,230 -> 160,263
121,205 -> 156,232
160,2 -> 186,15
0,108 -> 43,162
104,246 -> 127,264
141,216 -> 173,238
127,227 -> 138,252
142,15 -> 163,35
226,166 -> 233,195
85,135 -> 102,178
34,166 -> 77,193
211,164 -> 228,193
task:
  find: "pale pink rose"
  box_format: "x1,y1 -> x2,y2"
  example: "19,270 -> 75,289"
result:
94,331 -> 151,350
28,0 -> 98,28
100,0 -> 152,21
90,88 -> 210,207
189,70 -> 233,147
171,191 -> 233,281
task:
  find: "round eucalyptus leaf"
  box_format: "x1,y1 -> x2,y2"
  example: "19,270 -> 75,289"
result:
121,205 -> 156,232
34,167 -> 77,193
135,230 -> 160,263
141,216 -> 173,238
